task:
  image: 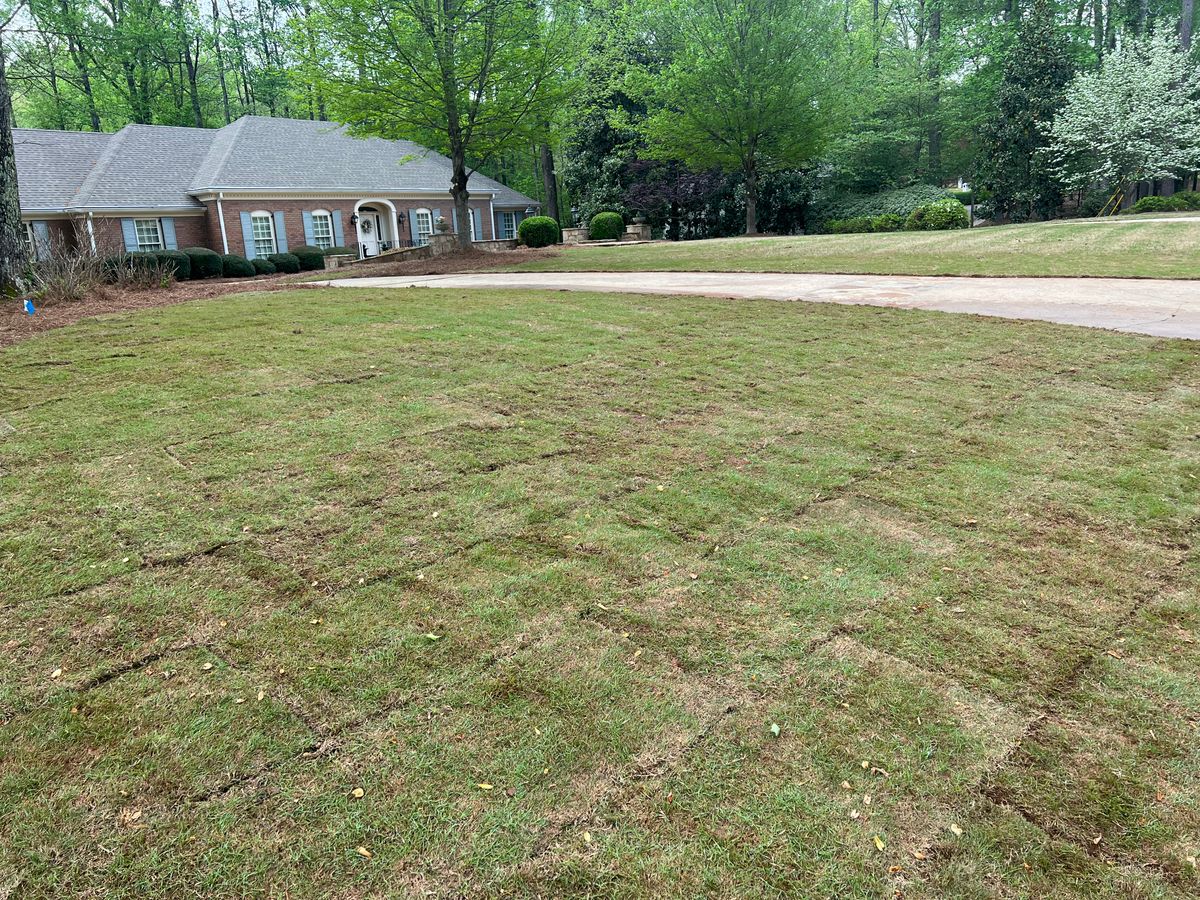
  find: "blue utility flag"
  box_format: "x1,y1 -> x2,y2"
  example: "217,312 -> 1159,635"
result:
23,298 -> 36,315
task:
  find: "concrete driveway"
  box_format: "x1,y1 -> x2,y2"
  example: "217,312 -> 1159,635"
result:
319,271 -> 1200,339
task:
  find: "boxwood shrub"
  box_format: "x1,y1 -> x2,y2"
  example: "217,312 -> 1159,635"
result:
182,246 -> 223,279
292,245 -> 327,271
324,246 -> 355,257
152,250 -> 191,281
904,198 -> 970,231
221,254 -> 255,278
517,215 -> 560,248
252,258 -> 277,275
268,252 -> 301,274
589,211 -> 624,241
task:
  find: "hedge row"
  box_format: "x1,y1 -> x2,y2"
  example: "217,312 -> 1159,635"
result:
101,245 -> 325,282
814,184 -> 951,229
1124,191 -> 1200,214
824,198 -> 969,234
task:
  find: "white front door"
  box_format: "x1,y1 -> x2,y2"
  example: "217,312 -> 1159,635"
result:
358,208 -> 382,257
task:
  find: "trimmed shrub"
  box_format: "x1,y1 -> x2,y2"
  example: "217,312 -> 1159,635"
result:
947,189 -> 974,205
102,252 -> 156,281
183,246 -> 223,279
152,250 -> 191,281
905,198 -> 971,231
267,252 -> 301,274
221,254 -> 255,278
823,212 -> 906,235
589,211 -> 624,241
1171,190 -> 1200,210
1128,194 -> 1195,214
815,184 -> 949,229
252,258 -> 277,275
517,215 -> 560,248
324,246 -> 355,256
292,245 -> 327,271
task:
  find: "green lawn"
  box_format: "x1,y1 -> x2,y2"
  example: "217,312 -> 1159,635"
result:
510,219 -> 1200,278
2,287 -> 1198,898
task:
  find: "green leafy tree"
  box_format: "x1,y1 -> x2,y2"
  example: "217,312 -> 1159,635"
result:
1046,26 -> 1200,193
314,0 -> 578,248
976,0 -> 1075,221
638,0 -> 840,234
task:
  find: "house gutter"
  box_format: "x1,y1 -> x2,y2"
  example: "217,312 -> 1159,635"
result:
216,192 -> 230,255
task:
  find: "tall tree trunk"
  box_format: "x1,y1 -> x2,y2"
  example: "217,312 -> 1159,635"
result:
1183,0 -> 1195,50
1092,0 -> 1104,58
744,159 -> 759,235
212,0 -> 232,123
539,143 -> 560,223
0,28 -> 28,295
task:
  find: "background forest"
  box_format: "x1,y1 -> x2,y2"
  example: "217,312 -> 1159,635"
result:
4,0 -> 1200,237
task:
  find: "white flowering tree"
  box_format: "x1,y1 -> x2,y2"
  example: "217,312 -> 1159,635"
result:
1045,28 -> 1200,192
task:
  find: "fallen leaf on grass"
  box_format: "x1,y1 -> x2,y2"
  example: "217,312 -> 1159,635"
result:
873,835 -> 886,851
424,633 -> 441,641
911,850 -> 927,861
769,723 -> 781,737
201,662 -> 213,671
949,824 -> 963,837
477,783 -> 493,791
351,788 -> 365,799
355,846 -> 372,859
50,668 -> 62,679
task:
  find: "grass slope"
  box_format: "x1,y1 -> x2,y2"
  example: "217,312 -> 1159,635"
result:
510,219 -> 1200,278
2,288 -> 1198,898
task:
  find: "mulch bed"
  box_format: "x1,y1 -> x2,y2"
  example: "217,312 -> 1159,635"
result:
2,247 -> 560,351
325,245 -> 560,279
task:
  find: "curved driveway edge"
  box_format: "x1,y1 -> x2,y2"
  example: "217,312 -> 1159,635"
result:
315,271 -> 1200,340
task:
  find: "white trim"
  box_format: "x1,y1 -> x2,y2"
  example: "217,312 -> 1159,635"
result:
22,222 -> 36,259
488,198 -> 495,241
85,212 -> 97,254
216,192 -> 230,254
353,198 -> 399,258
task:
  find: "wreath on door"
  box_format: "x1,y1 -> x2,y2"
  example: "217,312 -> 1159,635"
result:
361,219 -> 373,234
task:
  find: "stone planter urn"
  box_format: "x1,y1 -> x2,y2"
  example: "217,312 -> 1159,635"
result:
434,216 -> 451,234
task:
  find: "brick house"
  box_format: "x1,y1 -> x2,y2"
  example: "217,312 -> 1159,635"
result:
14,116 -> 539,262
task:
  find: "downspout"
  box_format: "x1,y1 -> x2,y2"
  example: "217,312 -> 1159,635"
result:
216,192 -> 230,254
488,196 -> 495,240
86,211 -> 97,253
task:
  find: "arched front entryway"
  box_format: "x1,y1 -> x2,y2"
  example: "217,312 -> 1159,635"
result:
353,198 -> 400,258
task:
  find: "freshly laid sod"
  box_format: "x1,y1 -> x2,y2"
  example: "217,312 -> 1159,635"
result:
509,218 -> 1200,278
1,287 -> 1198,898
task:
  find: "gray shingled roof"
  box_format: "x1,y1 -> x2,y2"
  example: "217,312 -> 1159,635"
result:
13,129 -> 113,211
192,117 -> 533,207
16,116 -> 537,213
78,124 -> 216,210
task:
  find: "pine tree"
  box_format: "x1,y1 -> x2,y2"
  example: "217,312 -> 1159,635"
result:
975,0 -> 1074,222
